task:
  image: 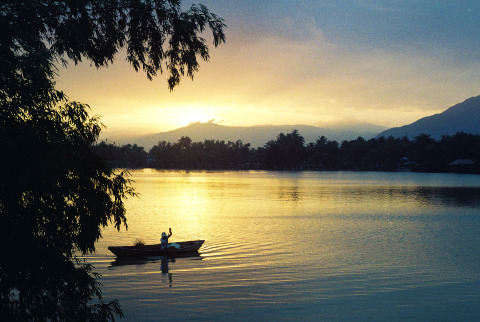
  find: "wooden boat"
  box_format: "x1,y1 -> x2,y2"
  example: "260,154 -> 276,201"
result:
108,240 -> 205,258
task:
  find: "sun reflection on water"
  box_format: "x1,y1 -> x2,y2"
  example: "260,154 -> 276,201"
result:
88,170 -> 480,320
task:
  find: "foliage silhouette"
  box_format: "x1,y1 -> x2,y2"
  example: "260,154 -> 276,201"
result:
94,142 -> 149,168
0,0 -> 225,320
149,137 -> 251,169
143,131 -> 480,173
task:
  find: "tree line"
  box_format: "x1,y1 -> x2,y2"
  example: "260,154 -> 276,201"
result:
93,130 -> 480,174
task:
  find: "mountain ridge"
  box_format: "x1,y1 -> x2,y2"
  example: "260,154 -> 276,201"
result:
377,96 -> 480,139
125,122 -> 382,150
102,95 -> 480,150
314,119 -> 388,133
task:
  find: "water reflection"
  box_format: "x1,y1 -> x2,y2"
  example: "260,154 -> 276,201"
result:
418,187 -> 480,207
277,186 -> 300,201
109,252 -> 202,268
274,185 -> 480,208
89,171 -> 480,321
161,257 -> 173,287
109,257 -> 157,267
339,186 -> 480,208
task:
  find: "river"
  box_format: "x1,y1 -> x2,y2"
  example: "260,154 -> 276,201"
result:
85,170 -> 480,321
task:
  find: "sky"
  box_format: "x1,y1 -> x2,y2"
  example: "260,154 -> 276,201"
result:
56,0 -> 480,137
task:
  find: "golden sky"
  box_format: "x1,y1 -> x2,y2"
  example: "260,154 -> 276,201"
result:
56,1 -> 480,137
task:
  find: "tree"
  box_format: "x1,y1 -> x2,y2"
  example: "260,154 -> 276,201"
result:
0,1 -> 226,320
260,130 -> 306,170
306,136 -> 339,170
93,142 -> 149,168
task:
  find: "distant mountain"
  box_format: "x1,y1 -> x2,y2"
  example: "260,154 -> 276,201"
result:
126,122 -> 383,150
314,119 -> 388,133
377,96 -> 480,139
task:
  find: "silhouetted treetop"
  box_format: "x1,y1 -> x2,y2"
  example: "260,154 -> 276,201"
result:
144,131 -> 480,173
1,0 -> 226,91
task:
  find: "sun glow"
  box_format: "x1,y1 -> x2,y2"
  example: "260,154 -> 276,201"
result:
174,106 -> 216,127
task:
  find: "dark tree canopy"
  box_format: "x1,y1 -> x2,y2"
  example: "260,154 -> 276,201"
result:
1,0 -> 226,93
0,1 -> 225,320
143,131 -> 480,173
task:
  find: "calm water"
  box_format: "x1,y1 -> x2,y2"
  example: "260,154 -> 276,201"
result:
86,170 -> 480,321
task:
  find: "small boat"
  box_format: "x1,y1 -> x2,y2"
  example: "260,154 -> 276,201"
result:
108,240 -> 205,258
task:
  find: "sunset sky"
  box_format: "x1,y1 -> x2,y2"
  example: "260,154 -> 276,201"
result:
56,0 -> 480,137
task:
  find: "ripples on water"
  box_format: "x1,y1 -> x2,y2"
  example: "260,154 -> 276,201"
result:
86,170 -> 480,320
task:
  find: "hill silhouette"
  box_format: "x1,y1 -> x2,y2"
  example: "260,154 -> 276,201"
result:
314,119 -> 388,133
130,122 -> 382,150
378,96 -> 480,139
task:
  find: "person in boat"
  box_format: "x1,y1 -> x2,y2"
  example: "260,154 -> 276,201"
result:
161,228 -> 172,249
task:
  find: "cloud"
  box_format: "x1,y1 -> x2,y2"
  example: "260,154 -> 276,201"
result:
59,0 -> 480,134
